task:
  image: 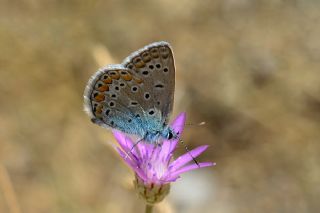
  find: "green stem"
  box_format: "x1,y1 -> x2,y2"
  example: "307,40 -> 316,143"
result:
145,204 -> 154,213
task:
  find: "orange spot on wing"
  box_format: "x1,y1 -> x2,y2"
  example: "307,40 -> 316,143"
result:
97,84 -> 109,92
110,72 -> 120,80
133,57 -> 145,68
159,46 -> 169,58
141,52 -> 152,62
95,105 -> 103,114
94,94 -> 105,102
127,63 -> 134,69
134,78 -> 143,84
121,74 -> 132,81
150,48 -> 159,58
103,76 -> 113,84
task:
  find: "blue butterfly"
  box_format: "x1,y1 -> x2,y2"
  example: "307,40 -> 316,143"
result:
84,41 -> 177,143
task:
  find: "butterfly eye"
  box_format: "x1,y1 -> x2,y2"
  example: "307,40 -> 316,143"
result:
149,65 -> 154,70
168,131 -> 173,140
163,67 -> 169,73
156,64 -> 161,69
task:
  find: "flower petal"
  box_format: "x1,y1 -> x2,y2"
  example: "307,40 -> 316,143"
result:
116,147 -> 137,168
112,130 -> 132,150
166,113 -> 187,154
159,139 -> 172,159
112,112 -> 214,185
135,169 -> 148,182
164,176 -> 180,182
113,130 -> 140,159
116,148 -> 149,181
170,112 -> 186,137
139,143 -> 155,160
168,140 -> 179,155
169,145 -> 209,171
169,162 -> 215,178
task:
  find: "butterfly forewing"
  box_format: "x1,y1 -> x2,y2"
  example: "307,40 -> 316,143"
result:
122,41 -> 175,123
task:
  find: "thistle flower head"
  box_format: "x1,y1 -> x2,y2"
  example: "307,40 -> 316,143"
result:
113,112 -> 215,204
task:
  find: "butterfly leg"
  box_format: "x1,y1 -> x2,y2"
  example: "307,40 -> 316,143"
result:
124,138 -> 144,160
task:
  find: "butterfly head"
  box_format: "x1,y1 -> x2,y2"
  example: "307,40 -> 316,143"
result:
163,127 -> 177,140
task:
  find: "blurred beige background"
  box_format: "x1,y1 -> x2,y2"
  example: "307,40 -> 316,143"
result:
1,0 -> 320,212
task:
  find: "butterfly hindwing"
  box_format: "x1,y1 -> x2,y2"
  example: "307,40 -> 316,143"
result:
84,65 -> 145,136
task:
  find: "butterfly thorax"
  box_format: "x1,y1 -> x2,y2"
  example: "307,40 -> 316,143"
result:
138,111 -> 172,143
143,125 -> 175,144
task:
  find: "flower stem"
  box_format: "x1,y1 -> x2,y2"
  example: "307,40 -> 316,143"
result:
145,204 -> 154,213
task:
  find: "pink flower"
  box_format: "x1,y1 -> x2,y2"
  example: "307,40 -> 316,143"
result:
112,112 -> 215,204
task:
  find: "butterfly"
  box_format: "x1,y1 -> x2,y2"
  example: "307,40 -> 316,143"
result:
84,41 -> 177,144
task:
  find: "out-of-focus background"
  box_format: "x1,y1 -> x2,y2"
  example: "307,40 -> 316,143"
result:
1,0 -> 320,212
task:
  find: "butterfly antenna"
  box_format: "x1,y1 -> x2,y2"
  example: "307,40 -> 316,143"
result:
186,121 -> 206,126
175,121 -> 206,128
178,138 -> 200,167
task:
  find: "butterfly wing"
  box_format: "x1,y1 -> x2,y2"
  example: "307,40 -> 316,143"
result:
84,65 -> 146,137
84,41 -> 175,139
122,41 -> 175,124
